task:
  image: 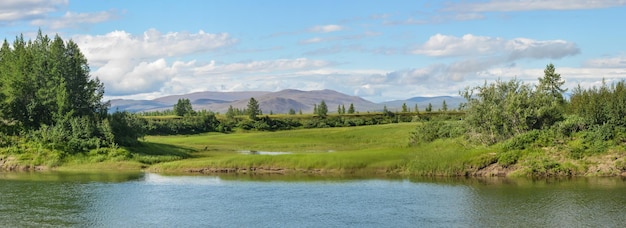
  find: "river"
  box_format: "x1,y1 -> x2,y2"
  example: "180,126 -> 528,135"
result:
0,172 -> 625,227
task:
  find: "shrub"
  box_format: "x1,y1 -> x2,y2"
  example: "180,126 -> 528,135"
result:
409,121 -> 465,145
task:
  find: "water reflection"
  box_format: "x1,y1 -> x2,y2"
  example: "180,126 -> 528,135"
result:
0,172 -> 625,227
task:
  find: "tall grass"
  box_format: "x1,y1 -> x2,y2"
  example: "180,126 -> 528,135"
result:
147,123 -> 494,175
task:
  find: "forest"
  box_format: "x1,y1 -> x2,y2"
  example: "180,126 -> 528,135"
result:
0,32 -> 143,159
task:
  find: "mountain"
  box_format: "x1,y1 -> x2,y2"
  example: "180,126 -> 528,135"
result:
196,89 -> 378,114
108,99 -> 170,113
109,89 -> 463,114
154,91 -> 270,104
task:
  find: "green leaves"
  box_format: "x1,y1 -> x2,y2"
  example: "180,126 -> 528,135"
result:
462,65 -> 566,145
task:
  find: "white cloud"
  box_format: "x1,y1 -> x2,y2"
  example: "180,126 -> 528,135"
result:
584,56 -> 626,68
299,31 -> 381,45
74,29 -> 237,96
309,24 -> 344,33
31,10 -> 119,29
0,0 -> 67,21
74,29 -> 237,66
413,33 -> 580,60
194,58 -> 333,75
443,0 -> 626,12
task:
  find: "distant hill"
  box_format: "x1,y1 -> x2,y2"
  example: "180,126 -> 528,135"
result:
154,91 -> 270,104
196,89 -> 379,114
108,99 -> 170,113
109,89 -> 464,114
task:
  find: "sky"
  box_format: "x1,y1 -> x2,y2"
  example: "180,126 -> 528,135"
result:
1,0 -> 625,102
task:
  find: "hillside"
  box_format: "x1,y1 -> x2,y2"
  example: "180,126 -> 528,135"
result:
109,89 -> 463,114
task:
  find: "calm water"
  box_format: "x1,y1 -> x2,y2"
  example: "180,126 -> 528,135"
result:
1,172 -> 625,227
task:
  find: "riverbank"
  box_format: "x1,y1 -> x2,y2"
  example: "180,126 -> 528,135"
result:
2,123 -> 626,177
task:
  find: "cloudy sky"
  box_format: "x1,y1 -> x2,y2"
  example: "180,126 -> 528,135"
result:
1,0 -> 625,102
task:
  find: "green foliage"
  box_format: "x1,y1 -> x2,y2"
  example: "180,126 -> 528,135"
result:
497,150 -> 521,167
501,130 -> 541,150
316,100 -> 328,118
145,111 -> 220,135
348,103 -> 355,114
570,80 -> 626,127
173,98 -> 194,116
108,111 -> 146,146
409,121 -> 465,145
462,76 -> 564,145
425,103 -> 432,112
247,97 -> 260,120
554,115 -> 588,137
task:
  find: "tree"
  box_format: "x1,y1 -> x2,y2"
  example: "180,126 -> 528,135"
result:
402,103 -> 408,112
247,97 -> 260,120
414,104 -> 419,114
348,103 -> 355,114
0,32 -> 107,132
288,108 -> 296,115
425,103 -> 433,112
226,105 -> 235,119
462,78 -> 549,144
341,105 -> 345,114
317,100 -> 328,118
337,105 -> 342,115
174,98 -> 194,116
538,63 -> 566,104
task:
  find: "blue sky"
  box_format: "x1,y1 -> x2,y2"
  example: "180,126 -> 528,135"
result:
1,0 -> 625,102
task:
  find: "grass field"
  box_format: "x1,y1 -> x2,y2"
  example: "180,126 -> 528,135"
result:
140,123 -> 494,175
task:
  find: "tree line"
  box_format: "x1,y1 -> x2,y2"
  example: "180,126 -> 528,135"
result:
411,63 -> 626,159
0,32 -> 143,154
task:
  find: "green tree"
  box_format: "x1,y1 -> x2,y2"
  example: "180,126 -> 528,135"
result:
337,105 -> 342,115
538,63 -> 566,104
317,100 -> 328,118
425,103 -> 433,112
174,98 -> 194,116
348,103 -> 355,114
442,100 -> 448,112
402,103 -> 408,112
226,105 -> 236,119
0,32 -> 107,132
341,105 -> 345,114
414,104 -> 419,114
247,97 -> 260,120
288,108 -> 296,115
462,78 -> 550,145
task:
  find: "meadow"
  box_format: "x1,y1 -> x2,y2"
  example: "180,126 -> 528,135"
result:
134,123 -> 492,176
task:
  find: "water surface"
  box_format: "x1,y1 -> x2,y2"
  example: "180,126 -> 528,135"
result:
1,172 -> 624,227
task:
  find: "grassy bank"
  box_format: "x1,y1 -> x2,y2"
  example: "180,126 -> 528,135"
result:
3,122 -> 625,177
143,123 -> 498,175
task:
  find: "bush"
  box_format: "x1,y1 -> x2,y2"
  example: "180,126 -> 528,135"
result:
501,130 -> 540,150
409,121 -> 465,145
554,115 -> 587,137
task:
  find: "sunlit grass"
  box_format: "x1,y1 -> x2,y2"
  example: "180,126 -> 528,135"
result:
146,123 -> 494,175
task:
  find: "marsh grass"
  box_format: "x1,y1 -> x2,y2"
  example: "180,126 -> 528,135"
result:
147,123 -> 494,175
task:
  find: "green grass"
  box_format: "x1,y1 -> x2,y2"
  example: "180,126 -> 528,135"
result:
145,123 -> 493,175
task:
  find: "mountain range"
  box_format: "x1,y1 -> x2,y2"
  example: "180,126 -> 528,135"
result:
109,89 -> 464,114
